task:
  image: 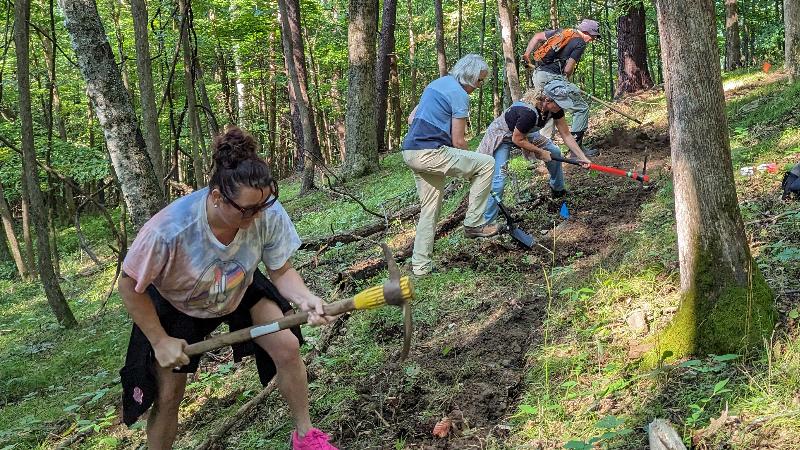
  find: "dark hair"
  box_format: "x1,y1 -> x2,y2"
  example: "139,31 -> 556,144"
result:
209,126 -> 274,199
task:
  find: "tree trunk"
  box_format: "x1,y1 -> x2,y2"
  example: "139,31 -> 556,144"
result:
492,48 -> 501,117
477,0 -> 487,129
342,0 -> 379,178
786,0 -> 800,81
616,1 -> 654,96
725,0 -> 742,71
406,0 -> 417,104
498,0 -> 522,101
278,0 -> 321,194
434,0 -> 447,76
389,54 -> 402,151
178,0 -> 205,188
58,0 -> 166,232
20,166 -> 37,279
107,0 -> 132,100
376,0 -> 398,154
131,0 -> 165,186
15,0 -> 77,327
457,0 -> 463,58
653,0 -> 775,358
39,32 -> 68,141
0,180 -> 30,279
550,0 -> 559,29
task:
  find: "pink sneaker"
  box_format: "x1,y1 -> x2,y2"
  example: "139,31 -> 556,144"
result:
291,428 -> 338,450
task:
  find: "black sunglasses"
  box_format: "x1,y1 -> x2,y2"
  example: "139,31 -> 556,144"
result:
220,180 -> 279,218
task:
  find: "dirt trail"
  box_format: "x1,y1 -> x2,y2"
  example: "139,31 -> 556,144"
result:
328,127 -> 671,449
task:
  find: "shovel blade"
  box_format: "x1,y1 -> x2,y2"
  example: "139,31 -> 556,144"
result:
509,225 -> 536,249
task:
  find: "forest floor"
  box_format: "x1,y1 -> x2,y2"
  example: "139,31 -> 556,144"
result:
1,68 -> 799,450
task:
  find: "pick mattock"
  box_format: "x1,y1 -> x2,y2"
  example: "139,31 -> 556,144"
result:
185,243 -> 415,360
548,154 -> 650,183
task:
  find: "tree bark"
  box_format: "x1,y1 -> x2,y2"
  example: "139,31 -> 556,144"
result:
653,0 -> 775,358
0,180 -> 30,279
58,0 -> 166,232
498,0 -> 521,101
342,0 -> 379,178
389,54 -> 402,151
278,0 -> 321,194
550,0 -> 559,29
406,0 -> 417,103
178,0 -> 205,188
131,0 -> 165,186
786,0 -> 800,81
724,0 -> 742,71
15,0 -> 76,327
616,1 -> 654,96
434,0 -> 447,77
375,0 -> 398,154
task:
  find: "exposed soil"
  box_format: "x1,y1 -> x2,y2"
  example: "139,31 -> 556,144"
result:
325,126 -> 672,449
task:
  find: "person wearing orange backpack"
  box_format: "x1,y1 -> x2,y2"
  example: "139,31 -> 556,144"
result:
523,19 -> 601,157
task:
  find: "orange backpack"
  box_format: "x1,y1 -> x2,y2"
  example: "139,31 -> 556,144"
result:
532,28 -> 579,66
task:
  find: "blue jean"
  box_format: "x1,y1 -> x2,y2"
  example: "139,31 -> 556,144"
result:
483,133 -> 565,223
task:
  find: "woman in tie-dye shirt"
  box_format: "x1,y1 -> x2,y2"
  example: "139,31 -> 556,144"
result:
118,126 -> 339,450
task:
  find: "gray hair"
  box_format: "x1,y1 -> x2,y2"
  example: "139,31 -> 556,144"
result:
449,54 -> 489,88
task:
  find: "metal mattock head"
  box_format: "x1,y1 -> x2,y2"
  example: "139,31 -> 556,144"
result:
379,243 -> 414,361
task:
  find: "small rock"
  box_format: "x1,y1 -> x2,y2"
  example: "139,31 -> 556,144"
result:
626,309 -> 649,334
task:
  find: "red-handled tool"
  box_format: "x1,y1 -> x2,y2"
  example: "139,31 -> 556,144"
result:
549,154 -> 650,183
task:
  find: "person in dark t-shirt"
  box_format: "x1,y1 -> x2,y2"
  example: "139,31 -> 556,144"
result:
523,19 -> 601,157
477,80 -> 591,223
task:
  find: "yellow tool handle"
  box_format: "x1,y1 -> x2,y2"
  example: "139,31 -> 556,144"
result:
353,276 -> 414,309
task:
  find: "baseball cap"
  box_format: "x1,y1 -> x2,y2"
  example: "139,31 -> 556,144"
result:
577,19 -> 601,39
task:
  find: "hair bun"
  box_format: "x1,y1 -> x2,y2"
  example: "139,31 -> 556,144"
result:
212,126 -> 258,169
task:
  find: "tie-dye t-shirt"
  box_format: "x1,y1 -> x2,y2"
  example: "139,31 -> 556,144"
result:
122,187 -> 301,318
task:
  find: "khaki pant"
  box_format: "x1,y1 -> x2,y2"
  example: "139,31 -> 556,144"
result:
532,70 -> 590,136
402,146 -> 495,274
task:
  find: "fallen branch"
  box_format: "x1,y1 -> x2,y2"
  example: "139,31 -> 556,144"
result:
337,196 -> 468,288
300,204 -> 421,252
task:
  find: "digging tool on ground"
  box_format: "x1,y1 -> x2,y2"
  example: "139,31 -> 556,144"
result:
185,243 -> 415,360
544,154 -> 650,183
491,191 -> 536,249
578,89 -> 643,125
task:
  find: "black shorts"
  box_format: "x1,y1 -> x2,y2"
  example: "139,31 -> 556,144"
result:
120,270 -> 303,426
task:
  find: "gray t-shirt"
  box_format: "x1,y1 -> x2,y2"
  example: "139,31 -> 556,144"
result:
122,187 -> 301,318
538,29 -> 587,75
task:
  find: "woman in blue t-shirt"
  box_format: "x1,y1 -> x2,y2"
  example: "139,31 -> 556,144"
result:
401,54 -> 498,277
477,80 -> 591,223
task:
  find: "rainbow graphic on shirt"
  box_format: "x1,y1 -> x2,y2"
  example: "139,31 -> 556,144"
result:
185,260 -> 248,314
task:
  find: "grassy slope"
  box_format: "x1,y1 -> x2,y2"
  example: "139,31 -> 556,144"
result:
0,69 -> 797,449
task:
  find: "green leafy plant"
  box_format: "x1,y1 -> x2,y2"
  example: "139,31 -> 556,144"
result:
564,415 -> 633,449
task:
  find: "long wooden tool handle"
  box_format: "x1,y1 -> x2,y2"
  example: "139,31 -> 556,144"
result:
549,154 -> 650,183
185,298 -> 356,357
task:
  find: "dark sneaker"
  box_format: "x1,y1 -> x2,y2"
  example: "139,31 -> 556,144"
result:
581,146 -> 600,157
464,223 -> 501,238
550,188 -> 568,199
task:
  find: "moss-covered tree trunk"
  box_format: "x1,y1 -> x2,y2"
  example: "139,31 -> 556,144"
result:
342,0 -> 379,178
653,0 -> 775,358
